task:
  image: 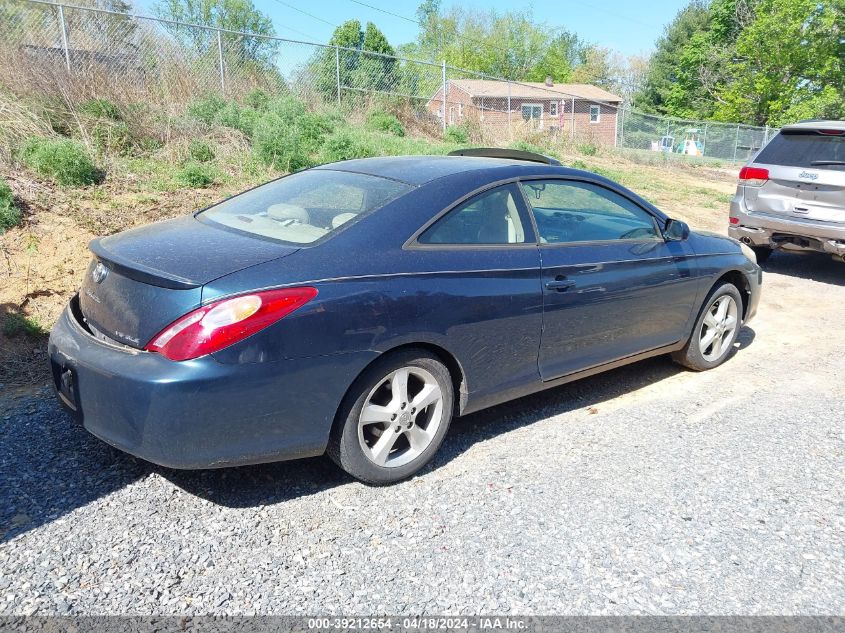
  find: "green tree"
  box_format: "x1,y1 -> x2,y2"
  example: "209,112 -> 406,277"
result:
633,0 -> 710,114
307,20 -> 398,100
408,4 -> 584,81
354,22 -> 398,91
524,31 -> 584,83
153,0 -> 278,66
569,46 -> 622,91
714,0 -> 844,125
636,0 -> 842,125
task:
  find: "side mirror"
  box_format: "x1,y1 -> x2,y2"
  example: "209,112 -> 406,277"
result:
664,219 -> 690,241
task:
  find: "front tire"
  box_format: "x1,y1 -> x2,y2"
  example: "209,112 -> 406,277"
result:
672,283 -> 743,371
327,350 -> 454,485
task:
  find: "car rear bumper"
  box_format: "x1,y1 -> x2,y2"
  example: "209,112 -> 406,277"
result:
48,296 -> 376,469
729,196 -> 845,257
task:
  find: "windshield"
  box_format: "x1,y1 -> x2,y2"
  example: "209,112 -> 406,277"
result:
200,169 -> 413,244
755,131 -> 845,172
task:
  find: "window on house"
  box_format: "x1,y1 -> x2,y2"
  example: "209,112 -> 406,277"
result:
521,104 -> 543,129
458,103 -> 463,118
589,105 -> 601,123
549,101 -> 558,117
449,107 -> 455,124
521,104 -> 542,121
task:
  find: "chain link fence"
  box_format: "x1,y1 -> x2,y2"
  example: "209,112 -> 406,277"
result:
0,0 -> 773,163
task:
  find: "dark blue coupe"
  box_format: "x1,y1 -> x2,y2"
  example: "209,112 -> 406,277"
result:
49,149 -> 762,483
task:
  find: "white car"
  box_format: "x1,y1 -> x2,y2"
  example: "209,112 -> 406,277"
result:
729,120 -> 845,262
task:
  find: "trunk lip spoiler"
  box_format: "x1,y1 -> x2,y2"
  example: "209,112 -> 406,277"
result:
89,238 -> 201,290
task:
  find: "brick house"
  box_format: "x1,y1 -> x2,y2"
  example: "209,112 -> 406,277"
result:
428,79 -> 623,145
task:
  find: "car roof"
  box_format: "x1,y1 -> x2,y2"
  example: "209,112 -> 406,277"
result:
780,120 -> 845,132
311,154 -> 669,226
313,155 -> 576,185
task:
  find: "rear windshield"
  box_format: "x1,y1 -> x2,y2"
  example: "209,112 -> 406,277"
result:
200,169 -> 412,244
755,131 -> 845,171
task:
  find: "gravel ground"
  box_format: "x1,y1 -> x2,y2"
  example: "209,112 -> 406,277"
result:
1,251 -> 843,616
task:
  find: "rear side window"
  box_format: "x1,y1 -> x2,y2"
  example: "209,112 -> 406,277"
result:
755,131 -> 845,171
200,170 -> 412,244
418,184 -> 529,245
521,180 -> 661,244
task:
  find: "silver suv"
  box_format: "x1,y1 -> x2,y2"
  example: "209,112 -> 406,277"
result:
729,120 -> 845,262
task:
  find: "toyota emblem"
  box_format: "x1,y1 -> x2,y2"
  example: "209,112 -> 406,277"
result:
92,262 -> 109,284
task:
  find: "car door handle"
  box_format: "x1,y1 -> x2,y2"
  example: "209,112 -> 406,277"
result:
545,277 -> 576,291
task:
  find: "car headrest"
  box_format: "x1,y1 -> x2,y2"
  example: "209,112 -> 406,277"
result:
331,212 -> 358,229
267,204 -> 310,223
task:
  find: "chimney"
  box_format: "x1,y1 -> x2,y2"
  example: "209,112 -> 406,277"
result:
545,76 -> 553,87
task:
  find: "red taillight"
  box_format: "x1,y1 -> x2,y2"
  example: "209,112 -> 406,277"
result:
738,166 -> 769,186
729,217 -> 739,225
818,129 -> 844,136
145,287 -> 317,361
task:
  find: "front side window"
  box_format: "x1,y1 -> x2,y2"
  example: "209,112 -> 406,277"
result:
589,105 -> 601,123
200,170 -> 412,245
549,101 -> 558,117
419,184 -> 529,245
520,180 -> 661,244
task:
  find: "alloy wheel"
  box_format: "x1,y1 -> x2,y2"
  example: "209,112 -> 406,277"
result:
698,295 -> 739,362
357,366 -> 444,468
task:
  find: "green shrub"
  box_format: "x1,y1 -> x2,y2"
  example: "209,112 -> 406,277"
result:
78,98 -> 121,120
266,95 -> 308,122
176,161 -> 218,188
318,128 -> 378,163
251,98 -> 337,171
20,137 -> 100,186
367,110 -> 405,136
187,94 -> 226,125
0,177 -> 21,233
91,120 -> 132,154
298,112 -> 338,152
2,311 -> 46,338
570,159 -> 587,170
216,101 -> 260,137
188,139 -> 215,163
244,88 -> 271,112
444,124 -> 469,144
252,116 -> 312,171
137,136 -> 164,154
577,142 -> 599,156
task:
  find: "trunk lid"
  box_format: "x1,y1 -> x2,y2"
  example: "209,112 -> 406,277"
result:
78,215 -> 299,348
744,128 -> 845,223
744,164 -> 845,223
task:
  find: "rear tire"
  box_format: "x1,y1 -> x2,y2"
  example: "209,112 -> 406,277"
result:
672,283 -> 743,371
752,246 -> 772,264
327,350 -> 454,485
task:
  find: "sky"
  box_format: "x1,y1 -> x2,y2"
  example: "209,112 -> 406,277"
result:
133,0 -> 689,58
